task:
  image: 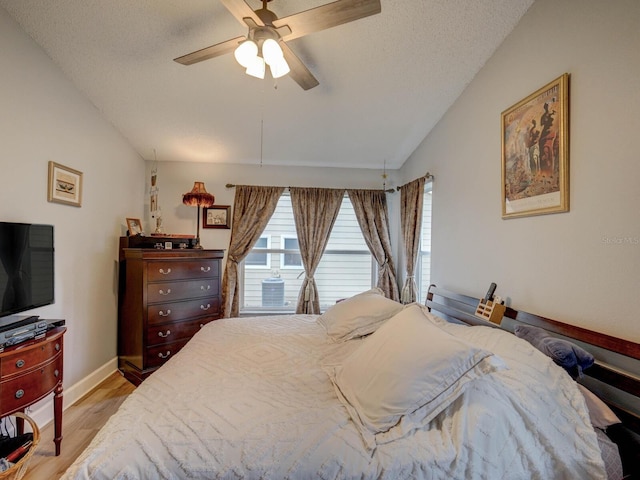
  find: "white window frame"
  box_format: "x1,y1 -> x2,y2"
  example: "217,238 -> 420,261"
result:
244,235 -> 271,269
416,185 -> 433,303
280,236 -> 303,269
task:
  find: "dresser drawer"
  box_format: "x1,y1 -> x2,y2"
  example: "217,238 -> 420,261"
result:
147,297 -> 220,325
1,339 -> 63,378
147,278 -> 220,304
147,260 -> 219,282
0,356 -> 62,413
147,317 -> 216,346
146,339 -> 190,368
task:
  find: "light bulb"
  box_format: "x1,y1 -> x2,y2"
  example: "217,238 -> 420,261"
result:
234,40 -> 258,68
262,38 -> 284,66
245,56 -> 265,79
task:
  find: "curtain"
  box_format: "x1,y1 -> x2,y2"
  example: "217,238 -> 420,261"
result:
399,177 -> 425,304
290,187 -> 345,314
222,185 -> 284,317
347,189 -> 400,301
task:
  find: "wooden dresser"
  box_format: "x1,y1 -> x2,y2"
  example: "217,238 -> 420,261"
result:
118,247 -> 224,385
0,326 -> 65,455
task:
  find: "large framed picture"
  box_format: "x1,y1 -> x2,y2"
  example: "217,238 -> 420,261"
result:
501,73 -> 569,219
203,205 -> 231,229
47,161 -> 83,207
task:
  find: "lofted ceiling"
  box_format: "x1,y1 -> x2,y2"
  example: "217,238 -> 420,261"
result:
1,0 -> 533,169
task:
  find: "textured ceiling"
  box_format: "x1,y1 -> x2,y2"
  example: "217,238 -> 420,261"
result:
1,0 -> 533,169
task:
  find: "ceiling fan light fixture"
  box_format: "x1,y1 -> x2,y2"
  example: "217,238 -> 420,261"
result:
262,38 -> 283,66
270,57 -> 290,79
234,40 -> 258,68
246,56 -> 266,79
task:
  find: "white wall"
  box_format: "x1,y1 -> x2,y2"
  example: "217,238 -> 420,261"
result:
0,6 -> 146,393
401,0 -> 640,341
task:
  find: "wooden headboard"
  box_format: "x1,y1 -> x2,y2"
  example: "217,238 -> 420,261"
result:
425,285 -> 640,437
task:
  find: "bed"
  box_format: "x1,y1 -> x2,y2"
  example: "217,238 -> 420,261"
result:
61,286 -> 640,480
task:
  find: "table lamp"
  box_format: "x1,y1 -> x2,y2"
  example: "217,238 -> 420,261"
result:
182,182 -> 215,249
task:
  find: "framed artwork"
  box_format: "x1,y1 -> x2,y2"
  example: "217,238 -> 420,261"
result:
126,218 -> 144,236
203,205 -> 231,229
47,161 -> 83,207
501,73 -> 569,219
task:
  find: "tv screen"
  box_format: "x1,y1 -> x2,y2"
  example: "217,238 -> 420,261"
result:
0,222 -> 54,318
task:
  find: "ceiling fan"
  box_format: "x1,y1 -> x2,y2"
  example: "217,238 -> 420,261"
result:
174,0 -> 382,90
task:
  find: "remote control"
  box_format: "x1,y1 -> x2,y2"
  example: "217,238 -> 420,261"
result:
484,283 -> 497,303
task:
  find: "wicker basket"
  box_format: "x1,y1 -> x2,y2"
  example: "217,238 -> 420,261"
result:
0,413 -> 40,480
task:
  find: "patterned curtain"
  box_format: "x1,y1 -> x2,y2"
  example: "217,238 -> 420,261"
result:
400,177 -> 425,304
290,187 -> 345,314
347,189 -> 400,301
222,185 -> 284,317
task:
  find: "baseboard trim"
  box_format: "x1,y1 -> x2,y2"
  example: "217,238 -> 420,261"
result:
28,357 -> 119,428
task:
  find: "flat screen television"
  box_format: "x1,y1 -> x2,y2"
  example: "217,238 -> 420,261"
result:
0,222 -> 54,319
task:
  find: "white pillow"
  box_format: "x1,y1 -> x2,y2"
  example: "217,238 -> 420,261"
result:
317,288 -> 404,342
326,304 -> 503,448
576,383 -> 621,429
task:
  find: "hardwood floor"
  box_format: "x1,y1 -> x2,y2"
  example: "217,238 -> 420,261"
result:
22,372 -> 135,480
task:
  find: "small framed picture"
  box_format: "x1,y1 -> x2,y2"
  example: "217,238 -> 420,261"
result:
48,161 -> 83,207
203,205 -> 231,229
164,242 -> 172,250
126,218 -> 144,236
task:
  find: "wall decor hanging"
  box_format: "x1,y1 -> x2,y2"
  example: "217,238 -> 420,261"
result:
203,205 -> 231,229
501,73 -> 569,219
47,161 -> 83,207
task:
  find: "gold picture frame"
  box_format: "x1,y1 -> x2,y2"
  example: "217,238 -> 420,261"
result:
501,73 -> 569,219
126,218 -> 144,236
47,161 -> 83,207
203,205 -> 231,229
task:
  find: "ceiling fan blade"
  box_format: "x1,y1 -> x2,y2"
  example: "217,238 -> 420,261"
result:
174,36 -> 245,65
220,0 -> 263,27
279,42 -> 319,90
273,0 -> 381,41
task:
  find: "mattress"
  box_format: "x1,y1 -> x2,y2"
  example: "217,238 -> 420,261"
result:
61,313 -> 606,479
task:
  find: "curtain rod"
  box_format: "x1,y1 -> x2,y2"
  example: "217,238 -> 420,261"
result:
396,172 -> 433,191
225,183 -> 396,193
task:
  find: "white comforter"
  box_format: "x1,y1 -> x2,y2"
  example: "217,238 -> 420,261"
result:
62,314 -> 606,480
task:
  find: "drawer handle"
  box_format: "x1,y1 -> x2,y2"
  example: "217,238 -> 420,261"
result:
158,330 -> 171,338
15,359 -> 25,368
55,343 -> 60,351
54,369 -> 60,378
200,285 -> 211,291
200,303 -> 211,311
159,289 -> 172,296
158,351 -> 171,359
15,389 -> 24,399
158,309 -> 172,317
200,266 -> 211,273
159,268 -> 172,275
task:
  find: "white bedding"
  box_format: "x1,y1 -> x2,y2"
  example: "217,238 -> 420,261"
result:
62,314 -> 606,480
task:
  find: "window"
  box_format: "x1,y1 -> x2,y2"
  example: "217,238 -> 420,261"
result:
281,236 -> 302,268
240,194 -> 373,313
244,236 -> 271,268
417,184 -> 433,302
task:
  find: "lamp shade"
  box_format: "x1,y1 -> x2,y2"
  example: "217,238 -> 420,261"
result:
270,57 -> 290,79
182,182 -> 215,207
234,40 -> 258,68
262,38 -> 283,66
245,56 -> 266,79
